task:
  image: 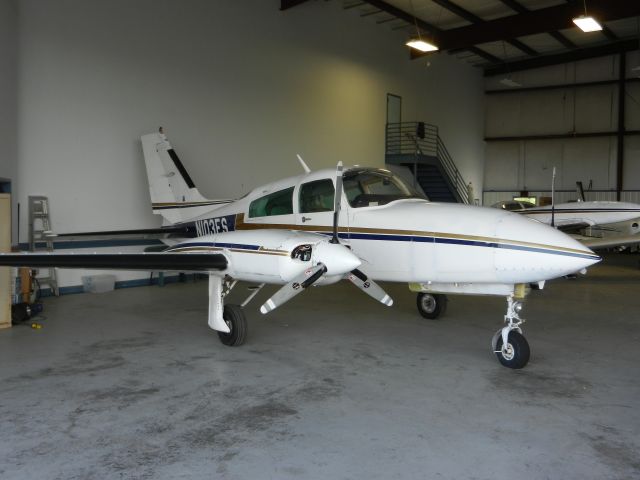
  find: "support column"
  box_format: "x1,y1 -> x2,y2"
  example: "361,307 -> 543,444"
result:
616,52 -> 626,201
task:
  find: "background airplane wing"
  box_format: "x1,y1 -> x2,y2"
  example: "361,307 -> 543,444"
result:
555,222 -> 591,234
0,252 -> 227,271
577,234 -> 640,250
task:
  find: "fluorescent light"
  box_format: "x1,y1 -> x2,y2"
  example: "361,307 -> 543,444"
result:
572,15 -> 602,32
499,78 -> 522,88
406,39 -> 438,52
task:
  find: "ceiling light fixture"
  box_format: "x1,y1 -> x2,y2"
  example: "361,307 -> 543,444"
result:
405,39 -> 438,52
572,1 -> 602,32
572,15 -> 602,32
405,0 -> 438,53
499,78 -> 522,88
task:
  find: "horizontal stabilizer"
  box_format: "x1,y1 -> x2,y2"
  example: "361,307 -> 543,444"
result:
0,253 -> 227,271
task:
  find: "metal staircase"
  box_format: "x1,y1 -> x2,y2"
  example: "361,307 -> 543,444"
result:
385,122 -> 469,204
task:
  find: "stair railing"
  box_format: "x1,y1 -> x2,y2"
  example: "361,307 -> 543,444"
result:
385,121 -> 469,204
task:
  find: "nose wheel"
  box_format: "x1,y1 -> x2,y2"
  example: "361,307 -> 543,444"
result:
492,296 -> 530,369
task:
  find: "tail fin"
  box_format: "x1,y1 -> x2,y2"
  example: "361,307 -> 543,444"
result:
141,131 -> 231,224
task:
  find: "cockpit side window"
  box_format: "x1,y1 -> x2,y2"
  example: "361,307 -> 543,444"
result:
248,187 -> 294,218
299,179 -> 335,213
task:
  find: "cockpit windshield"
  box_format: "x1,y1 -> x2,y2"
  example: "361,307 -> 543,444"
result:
343,169 -> 425,208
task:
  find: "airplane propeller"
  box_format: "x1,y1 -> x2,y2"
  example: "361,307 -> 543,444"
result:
260,263 -> 327,314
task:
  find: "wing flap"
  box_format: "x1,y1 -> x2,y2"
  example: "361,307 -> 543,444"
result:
0,253 -> 227,271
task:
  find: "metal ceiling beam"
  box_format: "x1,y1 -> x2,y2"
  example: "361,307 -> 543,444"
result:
420,0 -> 640,54
362,0 -> 439,36
497,0 -> 576,49
430,0 -> 538,57
484,39 -> 639,77
362,0 -> 501,64
280,0 -> 311,10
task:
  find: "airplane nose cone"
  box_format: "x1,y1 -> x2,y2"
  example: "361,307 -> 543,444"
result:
313,241 -> 361,275
494,213 -> 601,283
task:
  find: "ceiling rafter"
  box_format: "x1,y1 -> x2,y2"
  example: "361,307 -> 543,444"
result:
361,0 -> 501,63
430,0 -> 538,57
484,39 -> 639,77
280,0 -> 311,11
497,0 -> 576,50
415,0 -> 639,55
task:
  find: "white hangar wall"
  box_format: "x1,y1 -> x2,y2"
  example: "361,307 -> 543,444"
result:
0,0 -> 18,244
484,52 -> 640,205
15,0 -> 484,288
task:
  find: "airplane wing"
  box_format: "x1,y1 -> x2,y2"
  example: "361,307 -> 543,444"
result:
556,222 -> 591,234
0,252 -> 227,271
49,225 -> 196,241
577,234 -> 640,250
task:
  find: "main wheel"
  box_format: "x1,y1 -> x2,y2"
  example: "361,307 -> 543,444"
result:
416,293 -> 447,319
495,330 -> 530,369
218,304 -> 247,346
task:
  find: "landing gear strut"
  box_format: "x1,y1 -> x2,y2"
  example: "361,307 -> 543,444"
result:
214,280 -> 265,347
492,296 -> 530,369
416,293 -> 448,319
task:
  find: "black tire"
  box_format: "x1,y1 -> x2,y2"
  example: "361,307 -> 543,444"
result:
217,304 -> 247,346
495,330 -> 530,369
416,293 -> 447,319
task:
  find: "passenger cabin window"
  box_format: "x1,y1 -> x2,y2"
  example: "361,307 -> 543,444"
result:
343,170 -> 422,208
299,179 -> 335,213
249,187 -> 294,218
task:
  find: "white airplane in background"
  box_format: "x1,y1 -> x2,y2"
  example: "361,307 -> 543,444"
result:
0,131 -> 602,369
493,198 -> 640,232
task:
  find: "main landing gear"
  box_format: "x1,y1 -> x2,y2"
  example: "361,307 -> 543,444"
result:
415,292 -> 531,369
214,279 -> 265,347
416,292 -> 448,319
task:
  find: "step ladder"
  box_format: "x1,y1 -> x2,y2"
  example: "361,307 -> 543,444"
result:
28,196 -> 59,296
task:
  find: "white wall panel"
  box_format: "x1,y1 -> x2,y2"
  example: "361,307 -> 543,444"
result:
624,136 -> 640,190
16,0 -> 485,287
562,137 -> 614,189
518,90 -> 572,135
625,82 -> 640,131
574,85 -> 616,133
522,140 -> 563,189
484,54 -> 633,200
484,142 -> 520,189
0,0 -> 18,244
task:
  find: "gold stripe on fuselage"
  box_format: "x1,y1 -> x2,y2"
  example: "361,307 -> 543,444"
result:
233,214 -> 595,258
169,244 -> 289,257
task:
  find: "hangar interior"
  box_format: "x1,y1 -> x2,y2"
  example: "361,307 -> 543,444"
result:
1,1 -> 640,479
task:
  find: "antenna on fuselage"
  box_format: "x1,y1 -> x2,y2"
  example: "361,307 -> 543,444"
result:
576,181 -> 585,202
551,166 -> 556,228
297,154 -> 311,174
331,161 -> 343,244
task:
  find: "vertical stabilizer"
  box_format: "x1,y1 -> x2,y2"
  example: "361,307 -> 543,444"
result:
140,131 -> 230,224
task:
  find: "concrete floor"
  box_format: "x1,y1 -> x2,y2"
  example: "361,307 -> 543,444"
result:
1,254 -> 639,480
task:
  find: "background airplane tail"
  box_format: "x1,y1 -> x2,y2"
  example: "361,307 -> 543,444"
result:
141,131 -> 231,224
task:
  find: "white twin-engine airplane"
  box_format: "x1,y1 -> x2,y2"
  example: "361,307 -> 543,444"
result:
494,198 -> 640,234
0,132 -> 602,369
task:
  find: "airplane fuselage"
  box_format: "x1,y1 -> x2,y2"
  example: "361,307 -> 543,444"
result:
164,168 -> 600,294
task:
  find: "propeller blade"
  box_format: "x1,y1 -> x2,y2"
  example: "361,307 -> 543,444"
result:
331,161 -> 343,244
260,264 -> 327,314
346,268 -> 393,307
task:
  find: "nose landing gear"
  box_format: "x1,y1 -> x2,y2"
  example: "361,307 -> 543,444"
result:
492,296 -> 530,369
